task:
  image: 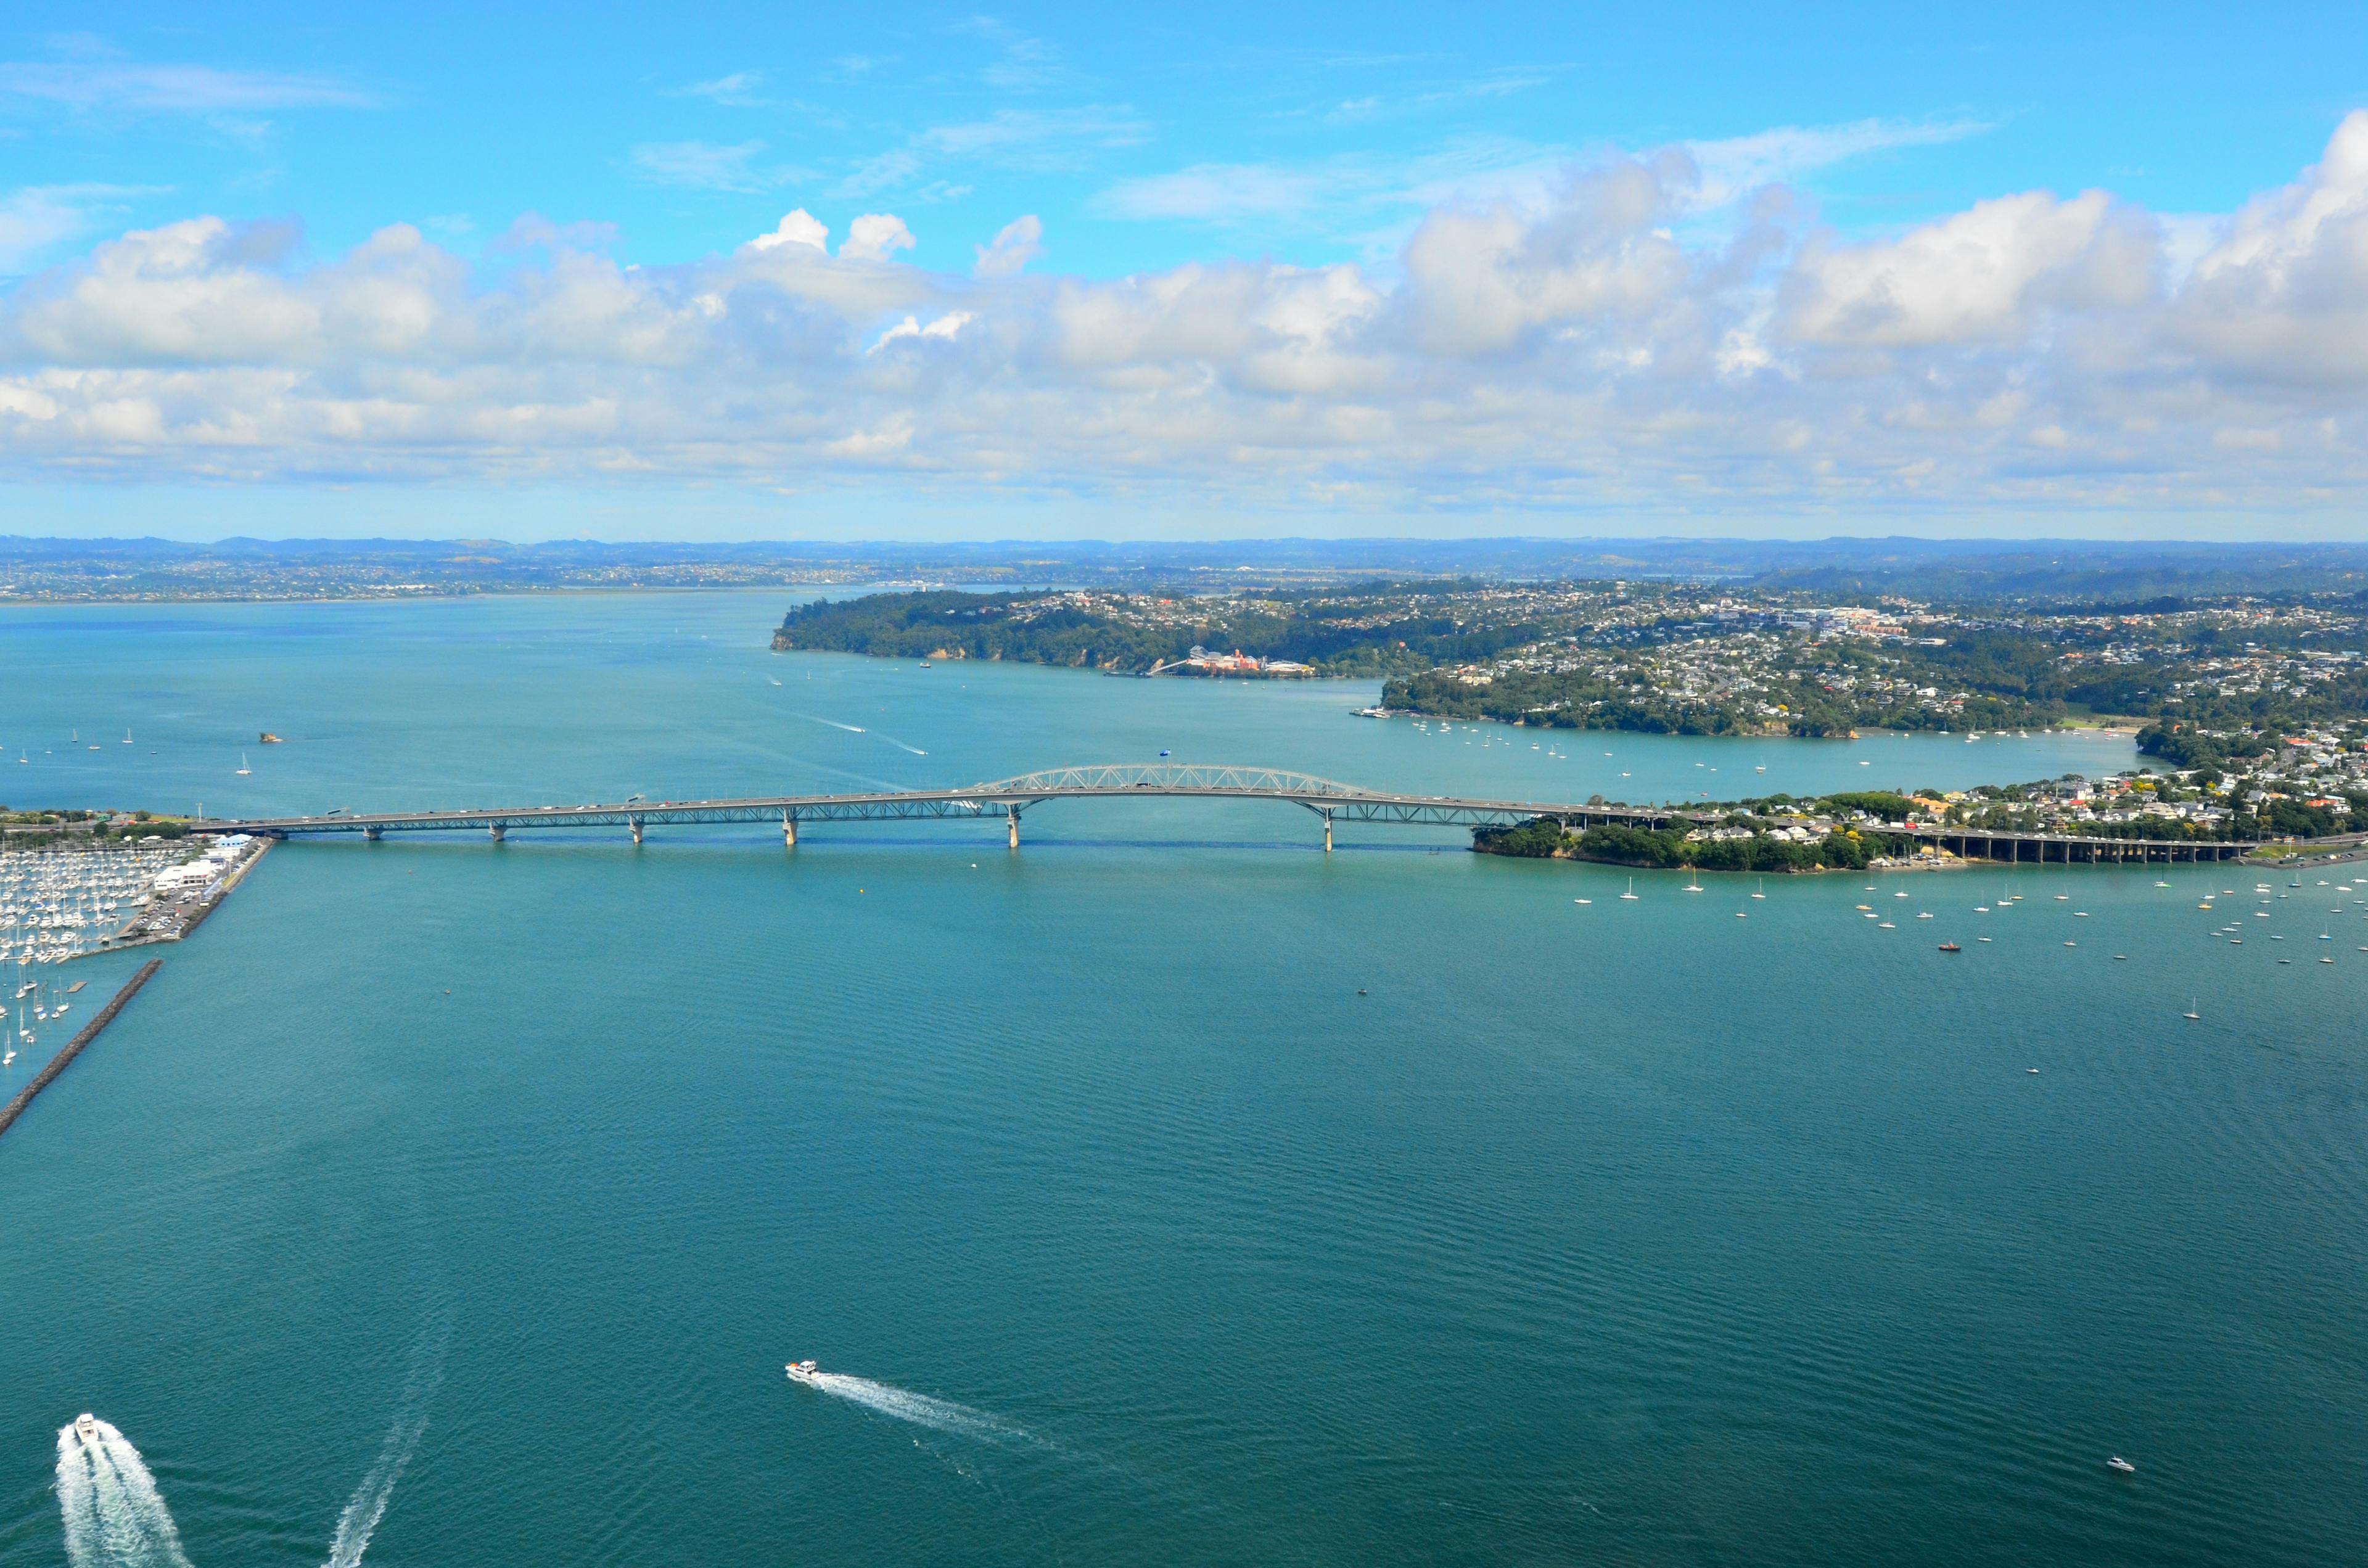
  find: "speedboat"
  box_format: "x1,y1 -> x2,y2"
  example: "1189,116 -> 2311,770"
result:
2107,1456 -> 2136,1474
785,1360 -> 822,1385
73,1413 -> 100,1448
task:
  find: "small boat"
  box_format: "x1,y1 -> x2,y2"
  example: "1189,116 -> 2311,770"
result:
236,753 -> 252,776
1683,871 -> 1703,893
1619,879 -> 1638,901
1751,879 -> 1766,900
2107,1456 -> 2136,1474
1938,942 -> 1960,952
74,1414 -> 99,1448
123,729 -> 132,744
785,1360 -> 822,1386
1977,936 -> 1992,943
2184,1000 -> 2200,1020
1573,898 -> 1591,905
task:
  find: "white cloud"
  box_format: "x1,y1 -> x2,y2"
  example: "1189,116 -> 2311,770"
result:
1686,117 -> 1991,208
918,106 -> 1150,161
678,70 -> 771,108
1782,189 -> 2157,347
841,213 -> 916,261
836,107 -> 1148,197
629,140 -> 782,193
13,117 -> 2368,522
974,215 -> 1043,277
746,210 -> 829,252
0,184 -> 150,272
0,60 -> 374,112
870,311 -> 972,352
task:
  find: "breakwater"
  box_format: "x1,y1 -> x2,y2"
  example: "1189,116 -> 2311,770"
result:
0,958 -> 163,1143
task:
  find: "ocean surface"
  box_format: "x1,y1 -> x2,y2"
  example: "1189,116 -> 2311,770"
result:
1,591 -> 2361,1567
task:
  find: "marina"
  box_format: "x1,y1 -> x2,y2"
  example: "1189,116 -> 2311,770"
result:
0,833 -> 271,967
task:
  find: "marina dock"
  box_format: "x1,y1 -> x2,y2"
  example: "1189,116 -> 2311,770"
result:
0,959 -> 163,1144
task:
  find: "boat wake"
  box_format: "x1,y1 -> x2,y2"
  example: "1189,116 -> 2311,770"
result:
323,1308 -> 453,1568
796,1373 -> 1029,1445
56,1419 -> 192,1568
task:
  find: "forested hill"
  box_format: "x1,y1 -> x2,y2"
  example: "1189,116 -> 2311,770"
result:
770,589 -> 1536,675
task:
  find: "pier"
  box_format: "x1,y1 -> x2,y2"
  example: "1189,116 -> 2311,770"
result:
0,959 -> 164,1144
193,761 -> 2265,861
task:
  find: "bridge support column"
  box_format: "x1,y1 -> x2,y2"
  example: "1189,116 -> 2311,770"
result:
1006,809 -> 1021,851
630,815 -> 644,845
489,823 -> 504,842
1322,812 -> 1334,854
783,811 -> 797,848
363,825 -> 382,842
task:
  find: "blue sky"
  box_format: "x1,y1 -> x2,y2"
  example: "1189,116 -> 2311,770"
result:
9,3 -> 2368,540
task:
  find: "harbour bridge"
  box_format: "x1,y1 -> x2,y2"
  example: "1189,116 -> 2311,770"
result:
197,761 -> 2259,863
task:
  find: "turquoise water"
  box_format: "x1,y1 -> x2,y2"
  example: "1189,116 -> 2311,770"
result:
1,594 -> 2361,1566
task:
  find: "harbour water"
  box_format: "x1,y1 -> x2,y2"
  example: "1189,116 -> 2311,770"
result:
1,593 -> 2362,1566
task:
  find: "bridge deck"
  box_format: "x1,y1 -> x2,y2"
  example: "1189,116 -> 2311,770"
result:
195,763 -> 2259,859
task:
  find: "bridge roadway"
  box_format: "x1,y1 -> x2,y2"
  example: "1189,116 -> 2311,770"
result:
195,762 -> 2257,863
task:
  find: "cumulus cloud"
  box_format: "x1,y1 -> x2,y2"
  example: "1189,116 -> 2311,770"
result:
973,215 -> 1042,277
1782,189 -> 2156,347
746,210 -> 829,253
870,311 -> 972,352
840,213 -> 915,262
12,117 -> 2368,520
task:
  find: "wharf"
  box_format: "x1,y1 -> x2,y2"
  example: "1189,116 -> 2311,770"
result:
0,958 -> 163,1144
103,835 -> 273,953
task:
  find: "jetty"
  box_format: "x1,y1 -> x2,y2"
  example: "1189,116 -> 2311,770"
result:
0,959 -> 164,1144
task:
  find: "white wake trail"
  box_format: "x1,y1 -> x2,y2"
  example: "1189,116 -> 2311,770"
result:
323,1309 -> 453,1568
799,1373 -> 1029,1444
55,1419 -> 194,1568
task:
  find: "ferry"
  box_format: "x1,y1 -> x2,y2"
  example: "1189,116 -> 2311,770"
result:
785,1360 -> 822,1386
73,1414 -> 100,1448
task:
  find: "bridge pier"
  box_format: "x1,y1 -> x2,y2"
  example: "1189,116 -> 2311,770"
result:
363,825 -> 382,842
783,811 -> 797,848
1323,812 -> 1334,854
488,823 -> 504,842
1007,808 -> 1021,851
630,815 -> 644,845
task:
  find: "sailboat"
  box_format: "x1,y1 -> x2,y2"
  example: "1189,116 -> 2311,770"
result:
1683,869 -> 1704,893
122,728 -> 133,744
1619,878 -> 1639,901
1751,878 -> 1767,900
236,753 -> 252,776
2182,999 -> 2200,1020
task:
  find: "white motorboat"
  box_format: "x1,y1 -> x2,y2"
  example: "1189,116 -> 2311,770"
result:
785,1360 -> 822,1386
73,1413 -> 100,1448
2107,1456 -> 2136,1474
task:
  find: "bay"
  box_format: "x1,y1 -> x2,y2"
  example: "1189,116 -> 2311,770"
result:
1,591 -> 2361,1566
